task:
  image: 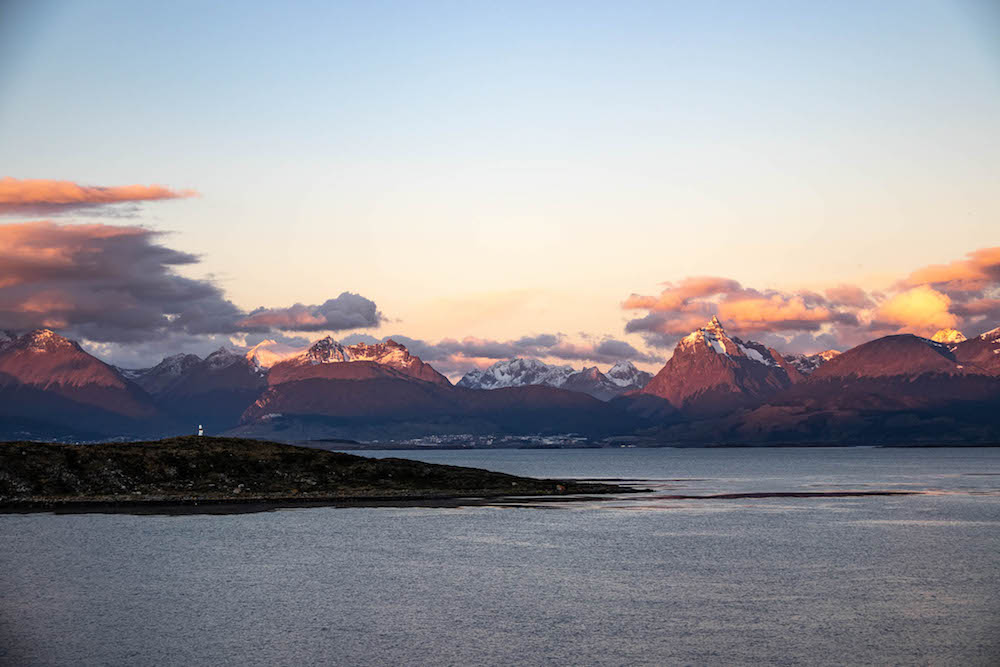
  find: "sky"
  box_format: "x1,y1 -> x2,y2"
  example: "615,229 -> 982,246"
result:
1,0 -> 998,376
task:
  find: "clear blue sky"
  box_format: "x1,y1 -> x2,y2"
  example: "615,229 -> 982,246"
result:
1,1 -> 998,364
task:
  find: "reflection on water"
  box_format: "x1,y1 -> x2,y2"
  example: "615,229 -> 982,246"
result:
1,447 -> 998,666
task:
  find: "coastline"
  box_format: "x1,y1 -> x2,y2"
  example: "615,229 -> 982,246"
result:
0,490 -> 635,515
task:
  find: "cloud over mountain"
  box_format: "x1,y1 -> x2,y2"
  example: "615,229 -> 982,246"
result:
0,177 -> 198,216
341,332 -> 661,377
624,246 -> 1000,353
0,221 -> 381,343
623,276 -> 857,344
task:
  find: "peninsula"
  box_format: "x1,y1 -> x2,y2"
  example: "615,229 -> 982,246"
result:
0,436 -> 631,512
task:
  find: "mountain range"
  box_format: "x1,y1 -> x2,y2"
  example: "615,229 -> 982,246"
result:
457,359 -> 651,400
1,318 -> 999,445
0,331 -> 647,441
641,323 -> 1000,445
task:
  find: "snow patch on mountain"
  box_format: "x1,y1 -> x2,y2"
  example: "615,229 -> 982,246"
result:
979,326 -> 1000,342
737,343 -> 772,366
784,349 -> 841,375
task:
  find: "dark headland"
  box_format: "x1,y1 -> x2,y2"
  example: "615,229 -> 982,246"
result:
0,436 -> 633,513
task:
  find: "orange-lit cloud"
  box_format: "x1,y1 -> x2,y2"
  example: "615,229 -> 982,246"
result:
0,177 -> 198,216
622,276 -> 745,311
900,246 -> 1000,294
624,276 -> 858,345
717,296 -> 836,332
624,246 -> 1000,353
872,286 -> 958,335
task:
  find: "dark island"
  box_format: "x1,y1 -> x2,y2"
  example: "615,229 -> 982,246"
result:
0,436 -> 632,513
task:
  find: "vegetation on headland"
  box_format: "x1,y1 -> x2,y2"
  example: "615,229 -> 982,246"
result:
0,436 -> 632,510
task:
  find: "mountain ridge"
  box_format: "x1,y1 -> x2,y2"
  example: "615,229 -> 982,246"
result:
457,358 -> 651,400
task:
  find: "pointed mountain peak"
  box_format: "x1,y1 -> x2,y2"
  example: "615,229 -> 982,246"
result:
298,338 -> 346,365
311,335 -> 338,348
21,328 -> 76,351
931,328 -> 967,344
678,315 -> 734,355
205,346 -> 245,370
609,360 -> 637,373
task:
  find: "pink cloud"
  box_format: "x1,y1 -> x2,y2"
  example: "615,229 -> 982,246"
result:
900,246 -> 1000,294
0,177 -> 199,215
624,276 -> 856,342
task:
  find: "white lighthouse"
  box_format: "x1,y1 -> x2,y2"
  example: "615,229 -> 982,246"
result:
197,424 -> 204,437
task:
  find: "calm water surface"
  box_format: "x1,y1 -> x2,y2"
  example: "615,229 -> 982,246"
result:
2,447 -> 999,666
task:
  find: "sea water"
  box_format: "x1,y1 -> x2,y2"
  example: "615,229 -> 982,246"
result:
2,447 -> 998,665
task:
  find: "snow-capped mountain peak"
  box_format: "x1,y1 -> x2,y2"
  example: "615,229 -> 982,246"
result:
21,329 -> 76,352
269,335 -> 450,386
301,336 -> 349,364
458,358 -> 576,391
160,353 -> 203,375
676,317 -> 778,367
605,360 -> 653,389
295,337 -> 419,371
678,317 -> 731,355
205,347 -> 245,370
931,328 -> 967,344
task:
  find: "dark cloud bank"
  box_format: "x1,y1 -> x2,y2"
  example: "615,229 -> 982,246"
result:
0,221 -> 382,344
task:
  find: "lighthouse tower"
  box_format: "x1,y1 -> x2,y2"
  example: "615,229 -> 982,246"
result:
197,424 -> 204,437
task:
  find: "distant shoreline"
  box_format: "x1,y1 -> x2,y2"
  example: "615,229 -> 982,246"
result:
314,442 -> 1000,451
0,491 -> 628,515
